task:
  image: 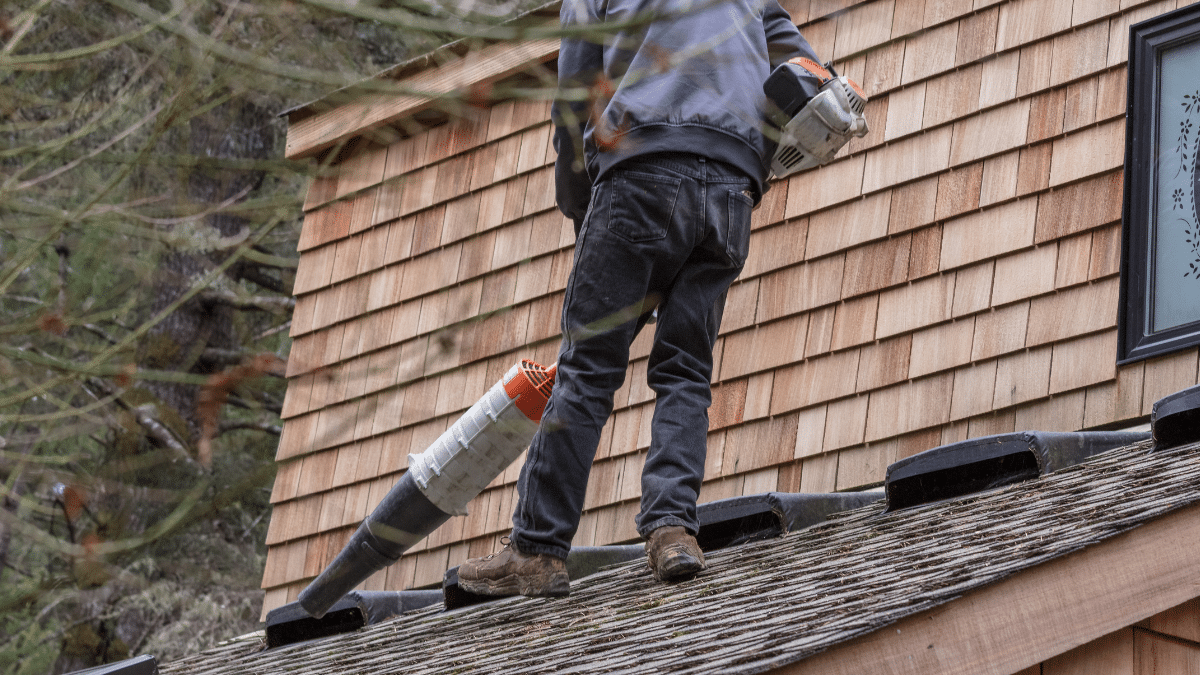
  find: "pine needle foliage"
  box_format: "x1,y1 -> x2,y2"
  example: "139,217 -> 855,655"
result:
0,0 -> 543,671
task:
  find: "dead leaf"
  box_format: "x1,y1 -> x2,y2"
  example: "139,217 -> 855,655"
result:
63,484 -> 86,522
197,353 -> 287,467
113,363 -> 136,388
37,312 -> 67,336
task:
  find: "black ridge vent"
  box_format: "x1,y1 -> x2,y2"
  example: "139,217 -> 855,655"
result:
885,430 -> 1150,511
64,655 -> 157,675
696,492 -> 883,551
442,545 -> 646,610
1153,384 -> 1200,449
443,491 -> 886,610
563,544 -> 647,581
265,590 -> 443,648
442,492 -> 886,609
441,566 -> 479,610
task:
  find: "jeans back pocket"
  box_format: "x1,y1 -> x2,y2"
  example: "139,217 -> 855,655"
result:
608,170 -> 682,243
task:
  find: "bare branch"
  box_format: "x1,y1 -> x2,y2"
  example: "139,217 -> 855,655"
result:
199,348 -> 249,368
255,320 -> 291,341
81,323 -> 120,345
55,237 -> 68,314
0,491 -> 16,585
223,396 -> 283,415
230,263 -> 286,293
217,421 -> 282,436
131,404 -> 196,465
238,246 -> 298,270
86,379 -> 201,469
198,288 -> 295,314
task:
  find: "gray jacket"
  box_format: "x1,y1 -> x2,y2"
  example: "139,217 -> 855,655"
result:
552,0 -> 820,221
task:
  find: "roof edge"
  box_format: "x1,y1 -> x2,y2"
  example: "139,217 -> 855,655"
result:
283,5 -> 562,160
774,498 -> 1200,675
281,1 -> 561,120
284,36 -> 558,160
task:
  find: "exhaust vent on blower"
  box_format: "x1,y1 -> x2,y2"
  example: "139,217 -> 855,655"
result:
885,430 -> 1150,511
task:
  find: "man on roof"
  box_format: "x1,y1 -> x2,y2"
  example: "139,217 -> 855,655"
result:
458,0 -> 823,596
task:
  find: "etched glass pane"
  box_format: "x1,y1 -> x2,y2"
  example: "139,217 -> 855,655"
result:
1152,38 -> 1200,333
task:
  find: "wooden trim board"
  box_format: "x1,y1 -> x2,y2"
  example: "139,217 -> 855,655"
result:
285,38 -> 559,159
774,500 -> 1200,675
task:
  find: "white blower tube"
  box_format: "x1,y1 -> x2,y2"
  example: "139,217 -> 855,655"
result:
298,359 -> 557,618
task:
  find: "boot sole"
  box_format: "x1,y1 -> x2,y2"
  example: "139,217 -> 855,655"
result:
459,572 -> 570,598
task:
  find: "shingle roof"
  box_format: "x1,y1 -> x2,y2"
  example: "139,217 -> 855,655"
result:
162,438 -> 1200,675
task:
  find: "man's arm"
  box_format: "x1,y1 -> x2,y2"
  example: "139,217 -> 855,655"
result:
763,0 -> 821,69
552,1 -> 605,223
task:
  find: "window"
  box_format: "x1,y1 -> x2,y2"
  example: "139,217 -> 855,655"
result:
1119,3 -> 1200,363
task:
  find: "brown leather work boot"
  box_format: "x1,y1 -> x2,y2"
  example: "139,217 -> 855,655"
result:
646,526 -> 706,582
457,539 -> 570,598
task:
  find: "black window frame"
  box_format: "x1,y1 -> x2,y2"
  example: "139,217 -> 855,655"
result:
1118,3 -> 1200,364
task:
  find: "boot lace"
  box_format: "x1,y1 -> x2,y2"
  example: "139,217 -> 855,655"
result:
482,535 -> 512,560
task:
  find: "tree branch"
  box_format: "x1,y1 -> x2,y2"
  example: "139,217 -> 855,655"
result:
197,288 -> 294,314
230,262 -> 285,293
130,404 -> 192,460
224,395 -> 282,415
199,347 -> 248,368
240,245 -> 298,269
254,320 -> 291,341
217,421 -> 281,436
86,379 -> 201,470
81,323 -> 119,345
0,492 -> 15,586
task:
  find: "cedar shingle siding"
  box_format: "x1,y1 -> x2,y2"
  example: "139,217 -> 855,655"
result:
261,0 -> 1200,616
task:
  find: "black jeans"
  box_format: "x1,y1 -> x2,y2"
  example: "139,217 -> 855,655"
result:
510,152 -> 755,559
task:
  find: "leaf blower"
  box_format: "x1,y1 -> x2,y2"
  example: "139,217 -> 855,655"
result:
298,359 -> 556,619
764,57 -> 870,178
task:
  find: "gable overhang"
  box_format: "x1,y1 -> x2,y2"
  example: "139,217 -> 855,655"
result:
775,497 -> 1200,675
284,37 -> 560,160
